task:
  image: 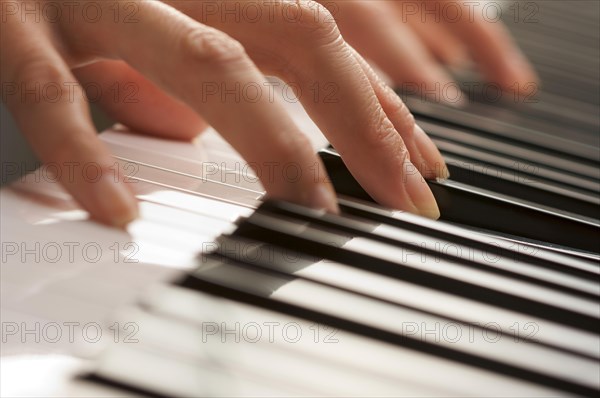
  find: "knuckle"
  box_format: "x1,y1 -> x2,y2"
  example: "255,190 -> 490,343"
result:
13,56 -> 64,86
397,143 -> 411,165
378,83 -> 417,139
364,103 -> 408,158
278,132 -> 314,160
286,0 -> 341,44
390,95 -> 416,138
6,57 -> 80,108
182,27 -> 248,67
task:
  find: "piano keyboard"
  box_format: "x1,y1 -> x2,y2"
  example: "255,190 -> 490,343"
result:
1,1 -> 598,397
86,193 -> 599,396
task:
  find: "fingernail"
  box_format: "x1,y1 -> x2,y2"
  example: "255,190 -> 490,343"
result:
439,165 -> 451,180
309,184 -> 339,214
414,125 -> 450,180
91,174 -> 139,227
403,159 -> 440,220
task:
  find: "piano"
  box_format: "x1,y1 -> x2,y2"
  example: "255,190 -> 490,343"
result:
1,1 -> 598,396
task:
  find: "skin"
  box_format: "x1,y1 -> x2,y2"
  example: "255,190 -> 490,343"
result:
329,0 -> 539,100
0,0 -> 536,227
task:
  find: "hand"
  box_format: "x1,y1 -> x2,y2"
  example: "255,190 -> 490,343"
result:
1,0 -> 446,228
324,0 -> 539,102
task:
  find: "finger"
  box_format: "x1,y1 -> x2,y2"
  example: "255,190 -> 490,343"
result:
66,0 -> 338,212
0,21 -> 137,227
203,1 -> 439,218
351,47 -> 449,182
331,0 -> 463,106
73,60 -> 208,141
404,12 -> 470,68
426,0 -> 539,93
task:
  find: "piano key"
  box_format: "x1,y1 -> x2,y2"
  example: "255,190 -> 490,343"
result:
10,289 -> 114,325
178,256 -> 599,395
422,135 -> 600,194
409,111 -> 599,184
338,196 -> 600,270
400,97 -> 599,161
214,234 -> 599,359
233,210 -> 599,332
119,199 -> 235,266
107,144 -> 262,193
432,139 -> 599,195
525,92 -> 600,129
43,274 -> 141,309
112,158 -> 262,208
105,307 -> 435,396
202,260 -> 598,386
138,285 -> 570,397
318,148 -> 600,254
441,154 -> 600,217
134,181 -> 254,222
427,179 -> 600,254
477,230 -> 600,265
415,119 -> 598,180
137,201 -> 234,236
93,344 -> 304,397
335,196 -> 600,272
252,201 -> 599,297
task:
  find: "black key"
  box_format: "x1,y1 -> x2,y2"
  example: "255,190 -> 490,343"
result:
255,199 -> 600,298
232,208 -> 599,333
318,148 -> 600,254
177,255 -> 599,397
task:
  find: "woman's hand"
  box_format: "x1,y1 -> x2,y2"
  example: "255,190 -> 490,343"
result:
1,0 -> 446,228
323,0 -> 539,102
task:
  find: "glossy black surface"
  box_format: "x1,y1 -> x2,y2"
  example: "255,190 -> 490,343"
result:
318,149 -> 600,254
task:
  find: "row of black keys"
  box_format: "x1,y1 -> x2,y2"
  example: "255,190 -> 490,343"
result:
319,148 -> 600,256
90,197 -> 600,396
182,198 -> 599,395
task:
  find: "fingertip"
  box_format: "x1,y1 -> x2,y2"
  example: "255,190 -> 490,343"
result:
497,50 -> 540,95
308,184 -> 340,215
439,165 -> 451,181
402,159 -> 440,220
418,69 -> 467,108
437,77 -> 467,108
89,174 -> 139,228
413,125 -> 450,180
515,50 -> 540,84
420,203 -> 441,220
